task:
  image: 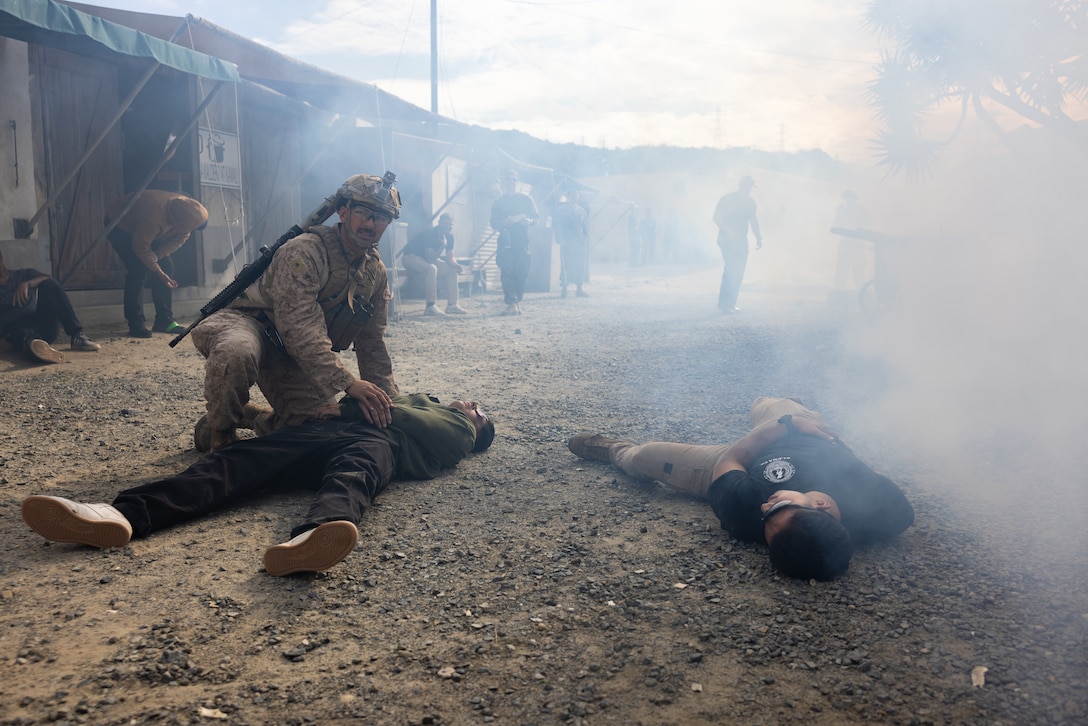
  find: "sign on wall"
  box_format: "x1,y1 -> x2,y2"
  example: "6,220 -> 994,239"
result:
198,127 -> 241,188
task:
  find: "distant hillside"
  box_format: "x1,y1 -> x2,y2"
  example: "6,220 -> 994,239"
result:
453,124 -> 846,180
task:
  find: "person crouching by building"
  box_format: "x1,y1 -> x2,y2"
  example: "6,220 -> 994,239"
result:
105,190 -> 208,338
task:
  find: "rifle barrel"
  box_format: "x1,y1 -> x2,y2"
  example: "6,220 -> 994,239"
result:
168,194 -> 339,348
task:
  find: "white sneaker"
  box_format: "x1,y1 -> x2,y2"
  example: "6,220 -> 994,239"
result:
21,495 -> 132,548
445,304 -> 468,315
424,305 -> 445,316
502,304 -> 518,316
263,520 -> 358,576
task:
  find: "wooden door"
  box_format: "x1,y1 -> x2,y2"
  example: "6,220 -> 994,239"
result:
34,47 -> 126,288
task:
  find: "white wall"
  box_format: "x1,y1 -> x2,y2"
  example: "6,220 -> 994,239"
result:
0,37 -> 46,269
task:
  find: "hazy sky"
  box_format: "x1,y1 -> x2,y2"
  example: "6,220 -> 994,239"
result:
86,0 -> 882,161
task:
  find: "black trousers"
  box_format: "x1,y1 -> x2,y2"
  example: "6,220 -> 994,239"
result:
1,278 -> 84,346
112,420 -> 396,540
107,227 -> 175,328
497,248 -> 531,304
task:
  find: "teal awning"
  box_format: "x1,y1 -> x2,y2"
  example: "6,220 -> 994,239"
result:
0,0 -> 238,82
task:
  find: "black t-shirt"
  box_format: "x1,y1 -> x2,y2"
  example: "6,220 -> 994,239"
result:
708,433 -> 914,546
402,226 -> 453,263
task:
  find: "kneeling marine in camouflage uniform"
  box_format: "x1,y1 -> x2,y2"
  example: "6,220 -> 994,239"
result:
191,174 -> 402,451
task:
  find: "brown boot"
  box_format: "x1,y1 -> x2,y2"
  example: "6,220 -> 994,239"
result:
194,415 -> 238,452
567,433 -> 627,463
240,403 -> 272,432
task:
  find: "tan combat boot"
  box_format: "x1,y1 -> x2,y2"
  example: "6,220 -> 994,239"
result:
240,402 -> 273,434
193,415 -> 238,452
567,433 -> 629,463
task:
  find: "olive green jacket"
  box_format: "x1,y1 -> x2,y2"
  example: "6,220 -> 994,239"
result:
339,393 -> 476,480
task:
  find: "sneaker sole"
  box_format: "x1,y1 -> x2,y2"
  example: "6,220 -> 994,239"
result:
263,521 -> 358,576
21,496 -> 131,548
28,340 -> 64,364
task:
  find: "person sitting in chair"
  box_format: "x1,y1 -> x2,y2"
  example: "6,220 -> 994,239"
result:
402,213 -> 467,316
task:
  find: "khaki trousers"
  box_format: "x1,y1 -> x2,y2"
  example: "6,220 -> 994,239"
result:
609,397 -> 826,496
402,253 -> 460,305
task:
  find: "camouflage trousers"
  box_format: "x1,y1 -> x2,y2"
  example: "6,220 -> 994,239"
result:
190,309 -> 339,433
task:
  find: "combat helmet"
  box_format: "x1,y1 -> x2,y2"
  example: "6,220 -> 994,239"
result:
337,172 -> 402,219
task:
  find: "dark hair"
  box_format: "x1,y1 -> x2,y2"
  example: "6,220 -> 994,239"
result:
767,509 -> 853,580
471,418 -> 496,453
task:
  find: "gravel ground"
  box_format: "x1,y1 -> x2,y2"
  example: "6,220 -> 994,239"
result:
0,264 -> 1085,725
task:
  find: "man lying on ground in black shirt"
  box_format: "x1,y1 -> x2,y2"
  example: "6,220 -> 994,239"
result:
567,397 -> 914,580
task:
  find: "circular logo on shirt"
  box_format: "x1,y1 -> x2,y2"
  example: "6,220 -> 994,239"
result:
762,458 -> 796,484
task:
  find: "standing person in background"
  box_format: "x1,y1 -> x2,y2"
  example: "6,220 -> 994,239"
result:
402,213 -> 467,316
0,249 -> 100,364
640,208 -> 657,265
554,190 -> 590,298
833,190 -> 871,291
713,176 -> 763,314
490,170 -> 538,315
106,190 -> 208,338
661,208 -> 680,263
627,206 -> 642,266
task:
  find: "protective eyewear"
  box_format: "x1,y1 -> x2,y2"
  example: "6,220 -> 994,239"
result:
351,205 -> 393,226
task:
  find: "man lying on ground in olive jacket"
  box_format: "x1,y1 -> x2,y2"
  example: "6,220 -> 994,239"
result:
21,394 -> 495,576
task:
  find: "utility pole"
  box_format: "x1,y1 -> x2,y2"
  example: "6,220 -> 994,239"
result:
430,0 -> 438,115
